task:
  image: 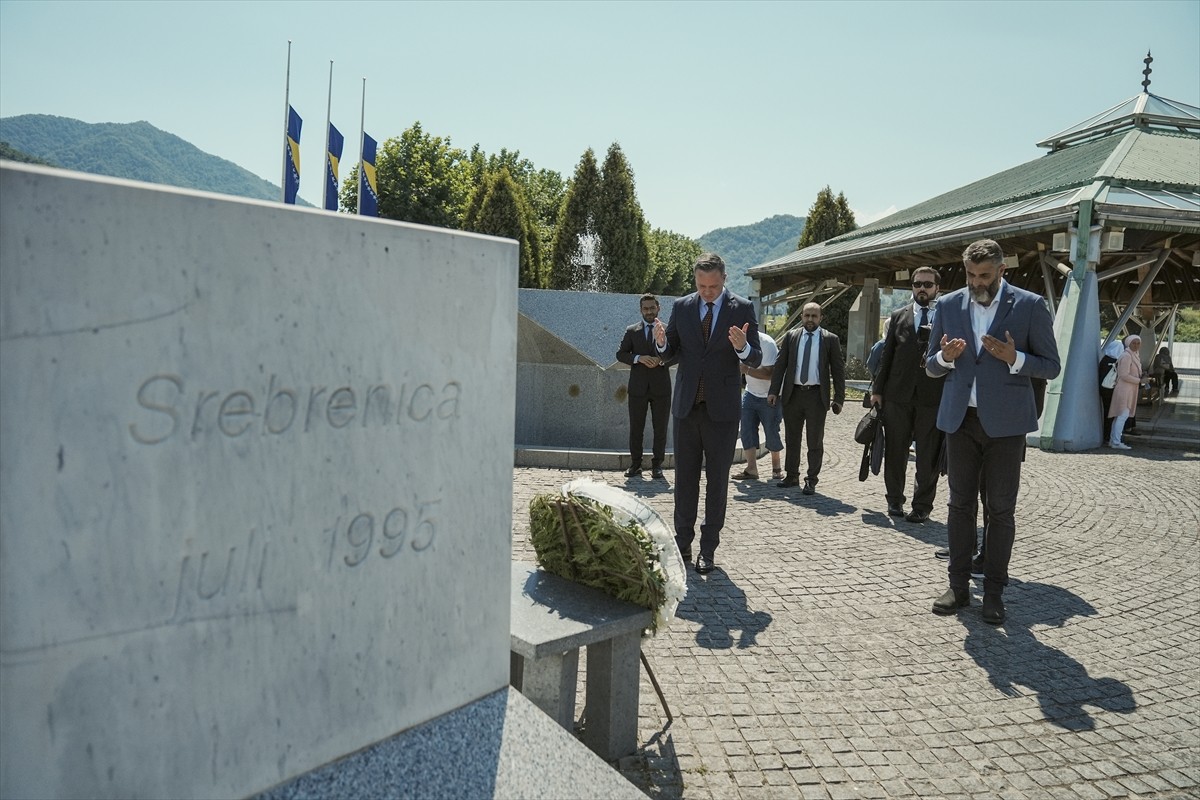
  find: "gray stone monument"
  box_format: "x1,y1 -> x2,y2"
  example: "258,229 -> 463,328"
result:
516,288 -> 678,456
0,164 -> 642,799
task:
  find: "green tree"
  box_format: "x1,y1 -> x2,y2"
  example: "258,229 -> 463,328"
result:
339,122 -> 472,227
646,227 -> 702,296
464,167 -> 544,288
795,186 -> 859,345
797,186 -> 857,249
549,148 -> 602,290
464,146 -> 564,282
596,142 -> 650,293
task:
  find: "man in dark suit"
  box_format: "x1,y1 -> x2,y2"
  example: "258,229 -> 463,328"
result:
616,293 -> 672,479
870,266 -> 946,523
653,253 -> 761,574
769,302 -> 846,495
926,239 -> 1060,625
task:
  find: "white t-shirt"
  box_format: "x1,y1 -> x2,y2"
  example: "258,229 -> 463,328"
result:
745,333 -> 778,398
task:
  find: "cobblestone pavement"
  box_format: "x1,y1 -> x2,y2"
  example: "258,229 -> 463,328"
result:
511,411 -> 1200,800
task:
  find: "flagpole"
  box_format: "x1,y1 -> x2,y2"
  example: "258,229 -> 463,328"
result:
323,60 -> 333,211
281,40 -> 292,204
357,77 -> 366,216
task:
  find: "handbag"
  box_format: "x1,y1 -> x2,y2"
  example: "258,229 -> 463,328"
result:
1101,362 -> 1117,390
854,405 -> 881,445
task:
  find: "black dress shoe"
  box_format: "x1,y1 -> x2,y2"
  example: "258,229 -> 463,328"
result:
932,588 -> 970,615
623,465 -> 643,477
982,593 -> 1006,624
777,476 -> 799,488
695,554 -> 715,574
802,479 -> 816,495
651,467 -> 665,479
887,504 -> 905,517
905,510 -> 930,524
934,548 -> 950,560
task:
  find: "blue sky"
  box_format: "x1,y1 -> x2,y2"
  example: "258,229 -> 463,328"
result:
1,0 -> 1197,238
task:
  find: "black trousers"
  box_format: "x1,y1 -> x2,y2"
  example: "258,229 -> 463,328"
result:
628,391 -> 669,467
782,387 -> 827,483
881,400 -> 944,514
673,402 -> 739,558
945,409 -> 1024,596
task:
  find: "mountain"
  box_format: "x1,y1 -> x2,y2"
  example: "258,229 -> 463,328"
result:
0,114 -> 285,203
697,214 -> 805,298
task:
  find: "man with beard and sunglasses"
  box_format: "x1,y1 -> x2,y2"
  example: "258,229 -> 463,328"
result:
925,240 -> 1060,625
870,266 -> 946,524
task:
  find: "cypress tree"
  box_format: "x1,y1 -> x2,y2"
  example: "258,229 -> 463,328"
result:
470,168 -> 544,288
795,186 -> 859,344
549,148 -> 601,290
596,142 -> 651,294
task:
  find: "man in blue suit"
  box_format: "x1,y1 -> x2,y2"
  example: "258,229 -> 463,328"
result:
926,240 -> 1060,625
654,253 -> 761,574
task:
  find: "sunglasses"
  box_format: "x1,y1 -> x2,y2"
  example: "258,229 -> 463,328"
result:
911,281 -> 936,289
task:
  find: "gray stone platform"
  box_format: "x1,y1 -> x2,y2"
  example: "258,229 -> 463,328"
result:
512,409 -> 1200,799
256,688 -> 645,800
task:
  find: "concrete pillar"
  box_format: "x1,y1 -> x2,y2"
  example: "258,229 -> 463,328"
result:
1041,271 -> 1103,451
846,278 -> 880,365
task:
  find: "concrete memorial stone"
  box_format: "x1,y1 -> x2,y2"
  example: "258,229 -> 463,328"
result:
0,164 -> 519,798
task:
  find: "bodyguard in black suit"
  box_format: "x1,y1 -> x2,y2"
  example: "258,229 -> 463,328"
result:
653,253 -> 761,574
616,294 -> 672,478
769,302 -> 846,495
870,267 -> 946,523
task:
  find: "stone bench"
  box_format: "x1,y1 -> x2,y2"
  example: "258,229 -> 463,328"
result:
509,561 -> 653,762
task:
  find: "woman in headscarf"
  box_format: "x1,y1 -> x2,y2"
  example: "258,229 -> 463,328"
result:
1098,339 -> 1124,443
1107,334 -> 1143,450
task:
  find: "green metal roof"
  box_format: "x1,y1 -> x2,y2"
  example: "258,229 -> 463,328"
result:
809,129 -> 1198,250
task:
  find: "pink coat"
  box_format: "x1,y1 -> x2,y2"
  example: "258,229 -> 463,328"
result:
1108,350 -> 1142,418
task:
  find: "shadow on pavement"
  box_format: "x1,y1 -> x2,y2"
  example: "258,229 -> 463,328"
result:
675,568 -> 773,650
962,580 -> 1136,731
622,476 -> 673,498
622,731 -> 684,800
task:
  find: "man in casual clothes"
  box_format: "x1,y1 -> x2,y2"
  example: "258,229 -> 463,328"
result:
733,331 -> 783,481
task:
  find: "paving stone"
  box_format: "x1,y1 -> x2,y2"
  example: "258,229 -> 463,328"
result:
510,409 -> 1200,800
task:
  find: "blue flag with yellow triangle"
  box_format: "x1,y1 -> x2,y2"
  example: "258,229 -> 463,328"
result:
284,106 -> 302,205
325,123 -> 344,211
360,132 -> 378,217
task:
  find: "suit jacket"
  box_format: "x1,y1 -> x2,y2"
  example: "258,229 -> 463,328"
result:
661,291 -> 761,422
925,283 -> 1061,438
616,321 -> 673,397
872,305 -> 945,408
769,327 -> 846,409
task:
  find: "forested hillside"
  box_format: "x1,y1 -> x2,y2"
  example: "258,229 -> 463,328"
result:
698,214 -> 805,297
0,114 -> 284,202
0,140 -> 55,165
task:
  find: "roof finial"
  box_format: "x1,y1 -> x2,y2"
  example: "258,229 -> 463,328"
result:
1141,50 -> 1153,93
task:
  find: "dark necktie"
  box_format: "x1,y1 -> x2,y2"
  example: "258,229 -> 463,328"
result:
645,323 -> 652,341
919,306 -> 929,330
802,331 -> 814,384
696,302 -> 714,404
